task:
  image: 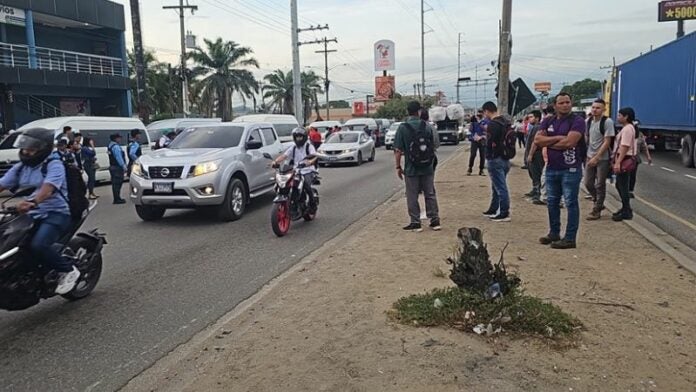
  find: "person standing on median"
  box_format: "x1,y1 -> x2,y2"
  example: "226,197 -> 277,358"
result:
534,92 -> 586,249
394,101 -> 441,232
525,110 -> 545,205
481,101 -> 512,222
467,113 -> 486,176
584,99 -> 615,220
107,133 -> 127,205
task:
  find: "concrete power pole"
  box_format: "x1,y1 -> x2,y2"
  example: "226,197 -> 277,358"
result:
315,37 -> 337,120
290,0 -> 303,125
456,32 -> 462,103
163,0 -> 197,118
497,0 -> 512,115
420,0 -> 426,100
129,0 -> 150,123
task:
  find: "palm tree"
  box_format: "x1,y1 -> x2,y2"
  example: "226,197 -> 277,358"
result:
127,50 -> 178,117
301,71 -> 323,122
262,69 -> 324,119
189,38 -> 259,121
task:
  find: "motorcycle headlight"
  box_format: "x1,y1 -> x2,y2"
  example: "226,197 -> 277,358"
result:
191,160 -> 221,177
276,172 -> 293,188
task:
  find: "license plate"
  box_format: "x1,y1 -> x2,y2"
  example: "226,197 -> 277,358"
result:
329,156 -> 338,161
153,182 -> 173,193
442,136 -> 449,140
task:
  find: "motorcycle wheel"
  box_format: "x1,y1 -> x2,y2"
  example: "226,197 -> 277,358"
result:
271,202 -> 291,237
62,237 -> 103,301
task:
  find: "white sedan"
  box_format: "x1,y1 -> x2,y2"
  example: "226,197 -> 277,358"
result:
316,131 -> 376,166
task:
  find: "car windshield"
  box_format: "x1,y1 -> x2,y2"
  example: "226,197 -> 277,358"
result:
168,126 -> 244,149
389,123 -> 401,132
274,124 -> 297,137
314,126 -> 332,133
344,124 -> 367,131
326,133 -> 359,143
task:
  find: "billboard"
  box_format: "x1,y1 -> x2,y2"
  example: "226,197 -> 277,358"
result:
374,40 -> 395,72
352,101 -> 366,116
659,0 -> 696,22
375,76 -> 395,101
0,5 -> 25,26
534,81 -> 552,93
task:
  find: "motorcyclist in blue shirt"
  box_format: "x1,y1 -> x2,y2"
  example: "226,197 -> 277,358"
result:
0,128 -> 80,294
107,133 -> 127,204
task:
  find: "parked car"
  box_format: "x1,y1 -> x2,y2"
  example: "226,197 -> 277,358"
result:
385,122 -> 401,150
146,118 -> 221,148
309,120 -> 342,142
375,118 -> 392,146
129,122 -> 284,222
343,118 -> 381,147
232,114 -> 299,149
3,116 -> 149,183
316,131 -> 376,166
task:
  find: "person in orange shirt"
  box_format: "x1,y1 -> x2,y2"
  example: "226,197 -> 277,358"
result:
308,127 -> 322,150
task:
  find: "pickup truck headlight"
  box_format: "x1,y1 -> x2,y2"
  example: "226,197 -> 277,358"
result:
131,161 -> 147,178
191,160 -> 221,177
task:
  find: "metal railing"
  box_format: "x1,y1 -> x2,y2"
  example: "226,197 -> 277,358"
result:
0,42 -> 125,77
16,95 -> 68,118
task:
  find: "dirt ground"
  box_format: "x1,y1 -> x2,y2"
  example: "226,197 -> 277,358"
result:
124,148 -> 696,392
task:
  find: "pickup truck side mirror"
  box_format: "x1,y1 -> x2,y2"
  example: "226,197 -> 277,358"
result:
262,152 -> 273,160
246,140 -> 263,150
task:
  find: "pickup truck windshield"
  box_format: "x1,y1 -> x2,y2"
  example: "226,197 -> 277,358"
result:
169,126 -> 245,149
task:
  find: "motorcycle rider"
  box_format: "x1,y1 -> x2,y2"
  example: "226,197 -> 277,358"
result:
0,128 -> 80,294
271,127 -> 318,211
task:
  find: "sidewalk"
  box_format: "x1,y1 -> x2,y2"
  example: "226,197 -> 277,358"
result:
124,148 -> 696,392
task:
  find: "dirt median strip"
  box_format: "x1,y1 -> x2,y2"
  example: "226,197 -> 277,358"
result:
123,148 -> 696,392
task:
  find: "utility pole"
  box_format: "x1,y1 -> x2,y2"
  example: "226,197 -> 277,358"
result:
290,0 -> 302,125
315,37 -> 337,120
163,0 -> 197,118
130,0 -> 150,123
497,0 -> 512,115
475,65 -> 478,107
421,0 -> 426,100
677,20 -> 685,38
456,32 -> 462,103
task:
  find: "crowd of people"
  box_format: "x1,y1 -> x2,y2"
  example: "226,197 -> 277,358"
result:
392,93 -> 651,251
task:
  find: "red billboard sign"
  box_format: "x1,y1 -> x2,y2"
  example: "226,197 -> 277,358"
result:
375,76 -> 395,101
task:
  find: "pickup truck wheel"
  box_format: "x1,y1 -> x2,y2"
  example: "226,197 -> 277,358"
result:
135,205 -> 166,221
682,135 -> 695,168
218,178 -> 247,221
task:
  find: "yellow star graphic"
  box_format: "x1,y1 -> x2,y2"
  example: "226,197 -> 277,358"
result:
666,9 -> 675,18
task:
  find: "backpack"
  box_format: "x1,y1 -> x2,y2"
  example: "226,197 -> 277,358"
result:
404,121 -> 435,167
40,157 -> 89,220
490,117 -> 516,160
586,116 -> 614,152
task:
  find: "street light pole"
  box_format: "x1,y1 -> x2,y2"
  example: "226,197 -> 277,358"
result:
291,0 -> 303,125
163,0 -> 197,118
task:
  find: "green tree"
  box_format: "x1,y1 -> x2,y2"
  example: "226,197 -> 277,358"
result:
262,69 -> 324,120
374,95 -> 408,120
189,38 -> 260,121
127,50 -> 178,118
560,78 -> 603,102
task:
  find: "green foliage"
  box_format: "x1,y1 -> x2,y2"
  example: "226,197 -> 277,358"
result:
262,69 -> 324,121
560,78 -> 603,102
321,100 -> 350,109
375,96 -> 408,120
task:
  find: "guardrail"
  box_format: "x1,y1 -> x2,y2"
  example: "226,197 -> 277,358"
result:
0,42 -> 125,77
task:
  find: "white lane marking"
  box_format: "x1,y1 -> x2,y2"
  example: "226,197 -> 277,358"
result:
686,174 -> 696,180
661,167 -> 676,173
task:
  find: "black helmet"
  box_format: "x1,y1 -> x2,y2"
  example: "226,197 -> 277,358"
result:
13,128 -> 54,167
291,127 -> 308,147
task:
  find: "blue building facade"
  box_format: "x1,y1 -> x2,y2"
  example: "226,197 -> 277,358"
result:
0,0 -> 131,131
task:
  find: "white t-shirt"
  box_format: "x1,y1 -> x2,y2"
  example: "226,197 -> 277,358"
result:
284,142 -> 317,175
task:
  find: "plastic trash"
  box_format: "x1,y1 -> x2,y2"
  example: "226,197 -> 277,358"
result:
433,298 -> 443,308
485,283 -> 502,299
429,106 -> 447,122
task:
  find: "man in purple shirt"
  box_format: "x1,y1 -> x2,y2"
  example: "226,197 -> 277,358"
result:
534,92 -> 586,249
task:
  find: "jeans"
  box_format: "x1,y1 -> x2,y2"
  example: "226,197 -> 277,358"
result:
30,212 -> 73,273
468,140 -> 486,171
546,168 -> 582,241
615,171 -> 632,215
109,166 -> 124,202
302,172 -> 317,209
584,159 -> 610,210
405,174 -> 439,224
486,158 -> 511,215
84,162 -> 96,194
527,153 -> 544,198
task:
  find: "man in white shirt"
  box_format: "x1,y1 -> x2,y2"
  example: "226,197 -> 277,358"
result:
272,127 -> 318,210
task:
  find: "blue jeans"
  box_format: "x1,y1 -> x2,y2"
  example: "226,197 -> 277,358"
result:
486,158 -> 511,215
545,168 -> 582,242
30,212 -> 73,273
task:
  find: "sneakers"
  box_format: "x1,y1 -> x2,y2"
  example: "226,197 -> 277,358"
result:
429,220 -> 442,231
489,213 -> 511,222
532,199 -> 547,205
479,170 -> 486,176
88,193 -> 99,200
586,209 -> 601,221
584,194 -> 594,200
629,192 -> 635,199
113,199 -> 126,205
55,266 -> 81,295
402,223 -> 423,232
466,168 -> 472,176
482,209 -> 497,217
550,239 -> 577,249
539,234 -> 561,245
612,213 -> 633,222
524,190 -> 536,197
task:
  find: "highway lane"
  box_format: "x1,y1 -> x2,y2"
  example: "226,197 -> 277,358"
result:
0,146 -> 459,392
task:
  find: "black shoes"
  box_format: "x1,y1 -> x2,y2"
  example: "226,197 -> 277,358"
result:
467,168 -> 472,176
113,199 -> 126,205
550,239 -> 577,249
402,223 -> 423,232
429,220 -> 442,231
479,170 -> 486,176
539,234 -> 561,245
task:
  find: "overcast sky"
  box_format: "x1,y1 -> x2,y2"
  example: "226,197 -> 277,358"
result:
114,0 -> 694,106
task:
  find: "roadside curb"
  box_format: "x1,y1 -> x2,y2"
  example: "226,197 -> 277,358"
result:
121,146 -> 466,391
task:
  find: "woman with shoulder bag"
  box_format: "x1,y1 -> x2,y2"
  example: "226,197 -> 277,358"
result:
612,107 -> 638,222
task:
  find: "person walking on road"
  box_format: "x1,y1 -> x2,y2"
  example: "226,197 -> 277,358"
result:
525,110 -> 545,204
629,125 -> 652,199
612,108 -> 639,221
107,133 -> 127,204
481,101 -> 512,222
394,101 -> 440,232
534,93 -> 587,249
467,113 -> 486,176
584,99 -> 615,220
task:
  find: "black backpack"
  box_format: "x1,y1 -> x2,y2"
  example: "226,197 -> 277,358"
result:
586,116 -> 614,152
490,117 -> 516,160
40,157 -> 89,220
404,121 -> 435,167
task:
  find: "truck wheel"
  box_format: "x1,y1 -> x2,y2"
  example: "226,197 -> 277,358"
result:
217,178 -> 247,221
135,205 -> 166,221
682,135 -> 695,168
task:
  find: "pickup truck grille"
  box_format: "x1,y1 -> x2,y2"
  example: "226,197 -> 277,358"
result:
148,166 -> 184,179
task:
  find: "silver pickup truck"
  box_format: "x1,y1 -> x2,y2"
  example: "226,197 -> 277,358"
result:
129,122 -> 284,222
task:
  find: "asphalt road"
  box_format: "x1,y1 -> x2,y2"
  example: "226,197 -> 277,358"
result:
0,146 -> 459,392
608,150 -> 696,251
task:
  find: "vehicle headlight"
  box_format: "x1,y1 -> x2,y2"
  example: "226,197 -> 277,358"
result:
131,161 -> 146,178
342,148 -> 357,154
192,160 -> 221,177
276,172 -> 293,188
